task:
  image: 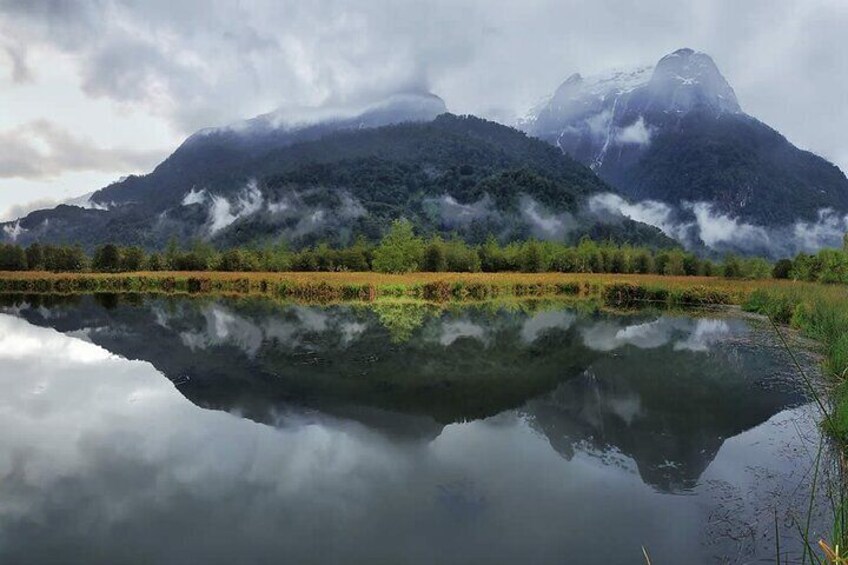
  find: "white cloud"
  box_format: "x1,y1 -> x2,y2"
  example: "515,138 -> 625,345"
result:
207,180 -> 264,234
589,192 -> 848,255
615,117 -> 651,145
521,196 -> 576,240
439,320 -> 488,346
520,310 -> 576,343
2,220 -> 25,241
588,192 -> 690,241
688,202 -> 770,249
181,188 -> 207,206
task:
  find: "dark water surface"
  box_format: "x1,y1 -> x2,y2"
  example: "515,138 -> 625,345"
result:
0,294 -> 830,564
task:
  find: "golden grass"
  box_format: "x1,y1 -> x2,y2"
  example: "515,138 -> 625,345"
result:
0,270 -> 811,291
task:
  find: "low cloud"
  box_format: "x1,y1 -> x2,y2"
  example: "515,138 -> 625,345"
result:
520,196 -> 577,240
615,117 -> 652,146
208,182 -> 264,233
0,120 -> 163,179
180,180 -> 366,239
688,202 -> 770,249
425,194 -> 499,228
589,192 -> 848,257
0,196 -> 58,221
588,193 -> 687,240
2,220 -> 25,241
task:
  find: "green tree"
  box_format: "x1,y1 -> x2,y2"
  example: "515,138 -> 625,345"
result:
147,253 -> 164,271
92,244 -> 122,272
0,244 -> 27,271
25,243 -> 44,271
741,257 -> 772,279
164,238 -> 180,271
817,248 -> 848,283
632,249 -> 653,274
121,246 -> 146,271
444,237 -> 480,272
479,236 -> 505,272
722,255 -> 743,279
772,258 -> 793,279
372,219 -> 423,273
521,240 -> 544,273
423,237 -> 448,272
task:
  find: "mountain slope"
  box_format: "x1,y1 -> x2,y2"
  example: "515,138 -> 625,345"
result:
522,48 -> 848,227
1,110 -> 671,250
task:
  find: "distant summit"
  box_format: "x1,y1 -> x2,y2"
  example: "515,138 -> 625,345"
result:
521,48 -> 848,231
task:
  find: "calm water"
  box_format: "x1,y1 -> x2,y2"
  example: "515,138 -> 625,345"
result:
0,294 -> 831,564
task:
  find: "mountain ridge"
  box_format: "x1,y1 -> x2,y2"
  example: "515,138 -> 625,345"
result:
1,110 -> 672,250
521,47 -> 848,233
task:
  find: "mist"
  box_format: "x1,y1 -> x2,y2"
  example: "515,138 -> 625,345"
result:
179,180 -> 367,243
589,192 -> 848,257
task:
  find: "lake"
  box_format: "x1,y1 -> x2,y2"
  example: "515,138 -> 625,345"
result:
0,294 -> 832,564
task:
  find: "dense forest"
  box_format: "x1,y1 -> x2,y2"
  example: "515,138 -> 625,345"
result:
5,219 -> 844,281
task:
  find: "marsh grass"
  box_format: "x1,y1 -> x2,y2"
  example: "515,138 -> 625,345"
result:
741,285 -> 848,562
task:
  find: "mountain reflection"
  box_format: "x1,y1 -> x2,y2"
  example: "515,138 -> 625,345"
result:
0,294 -> 806,493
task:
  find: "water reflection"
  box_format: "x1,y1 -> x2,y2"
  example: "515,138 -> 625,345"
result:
0,295 -> 827,564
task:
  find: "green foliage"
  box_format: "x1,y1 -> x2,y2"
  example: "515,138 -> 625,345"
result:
521,240 -> 544,273
0,244 -> 28,271
92,244 -> 122,272
121,246 -> 146,272
722,255 -> 742,278
25,244 -> 44,271
372,219 -> 424,273
42,244 -> 86,272
739,257 -> 772,280
218,249 -> 261,272
772,258 -> 793,279
780,246 -> 848,284
423,237 -> 447,272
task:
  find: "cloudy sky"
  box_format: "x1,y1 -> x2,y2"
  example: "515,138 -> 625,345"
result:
1,0 -> 847,220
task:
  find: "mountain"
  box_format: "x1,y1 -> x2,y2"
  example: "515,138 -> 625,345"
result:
521,48 -> 848,229
1,95 -> 671,250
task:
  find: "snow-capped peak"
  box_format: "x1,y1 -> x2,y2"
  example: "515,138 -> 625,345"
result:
647,48 -> 740,114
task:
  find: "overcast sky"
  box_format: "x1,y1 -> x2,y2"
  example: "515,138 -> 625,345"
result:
1,0 -> 847,220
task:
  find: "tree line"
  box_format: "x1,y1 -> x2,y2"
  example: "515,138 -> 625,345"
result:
2,219 -> 845,279
771,234 -> 848,283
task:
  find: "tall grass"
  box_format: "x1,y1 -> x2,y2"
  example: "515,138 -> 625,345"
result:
743,285 -> 848,560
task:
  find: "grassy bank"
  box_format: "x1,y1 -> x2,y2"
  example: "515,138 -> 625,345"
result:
743,285 -> 848,436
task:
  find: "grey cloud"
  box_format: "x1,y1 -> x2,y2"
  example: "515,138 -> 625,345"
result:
0,197 -> 59,222
1,0 -> 846,172
2,42 -> 30,82
0,0 -> 481,133
0,120 -> 165,179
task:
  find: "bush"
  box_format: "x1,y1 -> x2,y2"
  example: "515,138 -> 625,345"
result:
772,259 -> 793,279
